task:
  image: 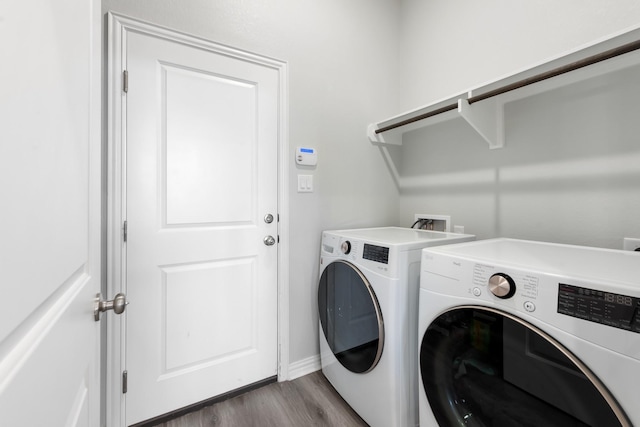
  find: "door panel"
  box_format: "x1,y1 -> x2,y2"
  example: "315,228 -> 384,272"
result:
162,258 -> 256,371
0,0 -> 101,425
164,65 -> 256,225
125,30 -> 279,425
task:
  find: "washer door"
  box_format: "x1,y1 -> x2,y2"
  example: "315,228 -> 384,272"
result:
420,306 -> 630,427
318,260 -> 384,373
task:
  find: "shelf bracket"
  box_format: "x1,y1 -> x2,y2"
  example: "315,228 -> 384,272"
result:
457,96 -> 504,149
367,123 -> 402,145
369,97 -> 505,149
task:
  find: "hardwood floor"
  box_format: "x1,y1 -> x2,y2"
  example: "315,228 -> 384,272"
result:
150,371 -> 369,427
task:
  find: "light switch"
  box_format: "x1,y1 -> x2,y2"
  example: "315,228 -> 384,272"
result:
297,174 -> 313,193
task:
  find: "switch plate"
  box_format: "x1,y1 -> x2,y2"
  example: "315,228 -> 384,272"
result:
297,174 -> 313,193
623,237 -> 640,251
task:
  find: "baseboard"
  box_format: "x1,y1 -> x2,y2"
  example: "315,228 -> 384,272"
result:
287,354 -> 321,380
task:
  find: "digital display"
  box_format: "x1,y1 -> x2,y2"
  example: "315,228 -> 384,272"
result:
557,283 -> 640,333
604,293 -> 633,306
363,244 -> 389,264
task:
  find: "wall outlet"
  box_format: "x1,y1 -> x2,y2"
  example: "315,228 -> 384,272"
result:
623,237 -> 640,252
414,214 -> 450,232
453,225 -> 465,234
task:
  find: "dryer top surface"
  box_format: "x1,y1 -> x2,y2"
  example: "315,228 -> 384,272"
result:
323,226 -> 474,249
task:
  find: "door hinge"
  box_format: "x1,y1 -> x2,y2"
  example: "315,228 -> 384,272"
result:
122,370 -> 128,394
123,220 -> 128,243
123,70 -> 128,93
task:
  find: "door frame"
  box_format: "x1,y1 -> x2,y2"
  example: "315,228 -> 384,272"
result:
105,12 -> 290,426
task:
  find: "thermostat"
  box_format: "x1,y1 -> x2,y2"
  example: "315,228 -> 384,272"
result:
296,147 -> 317,166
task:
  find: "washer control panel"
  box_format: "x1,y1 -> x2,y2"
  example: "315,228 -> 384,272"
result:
363,244 -> 389,264
557,283 -> 640,333
421,239 -> 640,359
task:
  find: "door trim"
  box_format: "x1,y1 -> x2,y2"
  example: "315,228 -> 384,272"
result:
106,12 -> 289,426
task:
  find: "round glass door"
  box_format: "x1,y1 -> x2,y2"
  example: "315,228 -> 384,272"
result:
420,307 -> 629,427
318,260 -> 384,373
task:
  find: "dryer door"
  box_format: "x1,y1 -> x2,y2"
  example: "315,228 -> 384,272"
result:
420,307 -> 630,427
318,260 -> 384,373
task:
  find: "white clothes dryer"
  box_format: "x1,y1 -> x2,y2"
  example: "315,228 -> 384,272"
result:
418,238 -> 640,427
317,227 -> 475,427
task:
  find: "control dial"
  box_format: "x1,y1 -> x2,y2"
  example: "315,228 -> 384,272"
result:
488,273 -> 516,299
340,241 -> 352,255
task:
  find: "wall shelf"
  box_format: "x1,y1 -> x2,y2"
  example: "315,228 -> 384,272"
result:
368,25 -> 640,150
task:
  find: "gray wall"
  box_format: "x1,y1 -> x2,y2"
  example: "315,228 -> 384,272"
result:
395,1 -> 640,249
102,0 -> 640,371
102,0 -> 401,368
399,0 -> 640,108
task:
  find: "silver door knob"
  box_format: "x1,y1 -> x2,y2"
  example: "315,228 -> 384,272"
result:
264,213 -> 274,224
94,292 -> 128,321
263,235 -> 276,246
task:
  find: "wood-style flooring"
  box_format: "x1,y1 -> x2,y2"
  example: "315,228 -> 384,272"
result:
151,371 -> 369,427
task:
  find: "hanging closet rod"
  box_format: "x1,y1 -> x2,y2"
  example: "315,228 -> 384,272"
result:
375,38 -> 640,135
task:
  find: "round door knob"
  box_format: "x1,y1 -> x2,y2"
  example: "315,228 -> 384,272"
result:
111,293 -> 128,315
340,241 -> 351,254
488,273 -> 516,299
264,214 -> 274,224
94,292 -> 129,321
264,235 -> 276,246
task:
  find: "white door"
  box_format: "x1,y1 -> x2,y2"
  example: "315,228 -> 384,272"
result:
0,0 -> 101,426
122,27 -> 280,425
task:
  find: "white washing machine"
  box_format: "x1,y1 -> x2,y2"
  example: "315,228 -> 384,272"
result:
418,238 -> 640,427
317,227 -> 475,427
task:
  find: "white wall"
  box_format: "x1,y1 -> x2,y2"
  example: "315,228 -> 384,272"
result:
393,1 -> 640,249
399,0 -> 640,108
101,0 -> 401,369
